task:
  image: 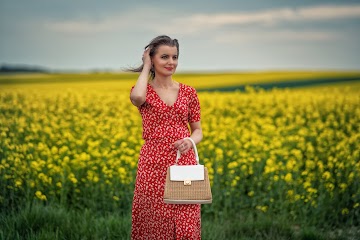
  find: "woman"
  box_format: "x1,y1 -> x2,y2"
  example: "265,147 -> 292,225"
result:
129,35 -> 203,239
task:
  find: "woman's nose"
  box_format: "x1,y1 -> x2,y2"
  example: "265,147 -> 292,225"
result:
168,58 -> 176,64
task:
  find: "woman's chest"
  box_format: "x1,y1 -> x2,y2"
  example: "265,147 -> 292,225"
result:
153,88 -> 179,107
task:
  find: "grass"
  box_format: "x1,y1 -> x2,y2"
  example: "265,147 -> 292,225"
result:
1,203 -> 359,240
0,204 -> 131,240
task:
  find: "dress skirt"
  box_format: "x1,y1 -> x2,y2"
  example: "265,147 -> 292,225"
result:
131,137 -> 201,240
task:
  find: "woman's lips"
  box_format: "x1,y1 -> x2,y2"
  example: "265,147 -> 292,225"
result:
165,67 -> 173,71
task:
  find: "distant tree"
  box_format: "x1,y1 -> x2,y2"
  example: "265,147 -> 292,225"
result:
0,64 -> 49,73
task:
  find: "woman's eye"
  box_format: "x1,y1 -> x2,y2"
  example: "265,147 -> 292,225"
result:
160,55 -> 177,60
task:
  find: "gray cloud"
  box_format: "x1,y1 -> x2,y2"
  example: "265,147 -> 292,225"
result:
160,4 -> 360,34
41,4 -> 360,36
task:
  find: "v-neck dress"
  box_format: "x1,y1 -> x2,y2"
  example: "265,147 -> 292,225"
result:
131,83 -> 202,240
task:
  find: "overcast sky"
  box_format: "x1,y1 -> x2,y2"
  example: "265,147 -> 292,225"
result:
0,0 -> 360,72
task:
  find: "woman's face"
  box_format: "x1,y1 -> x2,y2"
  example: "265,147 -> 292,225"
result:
152,45 -> 178,77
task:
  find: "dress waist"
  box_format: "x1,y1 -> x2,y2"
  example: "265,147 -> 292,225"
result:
144,135 -> 189,144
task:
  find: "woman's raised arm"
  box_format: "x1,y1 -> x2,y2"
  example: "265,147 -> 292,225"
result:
130,48 -> 152,107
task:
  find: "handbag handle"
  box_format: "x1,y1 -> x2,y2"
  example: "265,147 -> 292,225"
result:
175,137 -> 200,165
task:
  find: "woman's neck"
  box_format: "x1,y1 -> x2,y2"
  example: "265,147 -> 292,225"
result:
152,76 -> 175,89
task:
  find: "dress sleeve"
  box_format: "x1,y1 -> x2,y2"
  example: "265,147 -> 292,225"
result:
188,87 -> 201,123
130,86 -> 141,109
130,86 -> 135,94
130,86 -> 135,103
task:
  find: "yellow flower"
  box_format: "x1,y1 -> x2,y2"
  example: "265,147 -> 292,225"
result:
15,180 -> 22,187
284,173 -> 293,183
303,181 -> 311,189
341,208 -> 349,215
93,176 -> 99,183
287,190 -> 294,197
227,161 -> 238,169
51,146 -> 58,155
322,171 -> 331,180
256,205 -> 268,212
307,188 -> 317,194
35,191 -> 42,198
68,173 -> 78,184
248,191 -> 254,197
215,148 -> 223,159
35,191 -> 47,201
326,183 -> 335,192
339,183 -> 347,192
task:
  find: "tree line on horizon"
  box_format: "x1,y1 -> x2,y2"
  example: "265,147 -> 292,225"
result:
0,63 -> 49,73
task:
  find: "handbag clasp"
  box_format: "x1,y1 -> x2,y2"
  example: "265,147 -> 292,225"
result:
184,180 -> 192,186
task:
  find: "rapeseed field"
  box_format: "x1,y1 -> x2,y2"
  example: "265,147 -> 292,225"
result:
1,72 -> 359,237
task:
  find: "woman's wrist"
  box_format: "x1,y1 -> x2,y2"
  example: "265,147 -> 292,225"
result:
142,63 -> 152,72
186,138 -> 193,149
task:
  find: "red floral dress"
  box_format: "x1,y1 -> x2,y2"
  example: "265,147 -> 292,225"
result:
131,83 -> 201,240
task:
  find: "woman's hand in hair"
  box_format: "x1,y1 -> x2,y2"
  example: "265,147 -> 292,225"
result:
142,48 -> 152,68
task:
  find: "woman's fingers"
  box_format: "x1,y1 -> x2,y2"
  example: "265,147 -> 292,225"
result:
173,140 -> 183,149
174,139 -> 191,154
142,48 -> 150,59
142,48 -> 152,66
